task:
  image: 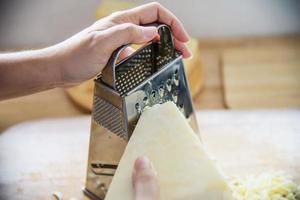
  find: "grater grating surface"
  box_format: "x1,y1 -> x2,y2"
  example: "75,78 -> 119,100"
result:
115,46 -> 153,95
92,96 -> 126,139
115,43 -> 175,96
94,45 -> 177,139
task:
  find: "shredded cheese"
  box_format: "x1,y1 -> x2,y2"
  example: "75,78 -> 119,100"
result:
229,171 -> 300,200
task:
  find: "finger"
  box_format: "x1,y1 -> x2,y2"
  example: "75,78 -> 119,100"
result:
110,2 -> 189,43
132,156 -> 159,200
118,47 -> 136,61
174,39 -> 192,59
98,23 -> 158,56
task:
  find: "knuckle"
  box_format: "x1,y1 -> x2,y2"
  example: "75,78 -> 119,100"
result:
149,2 -> 162,9
121,23 -> 140,38
122,23 -> 135,31
136,171 -> 156,183
85,31 -> 98,49
108,10 -> 125,22
109,11 -> 121,18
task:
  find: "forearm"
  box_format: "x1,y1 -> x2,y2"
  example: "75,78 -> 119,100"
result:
0,47 -> 63,100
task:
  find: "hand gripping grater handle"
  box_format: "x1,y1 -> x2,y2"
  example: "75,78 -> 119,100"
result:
92,23 -> 178,140
101,23 -> 175,90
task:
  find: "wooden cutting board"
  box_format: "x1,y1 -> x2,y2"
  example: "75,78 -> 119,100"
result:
0,110 -> 299,199
222,46 -> 300,108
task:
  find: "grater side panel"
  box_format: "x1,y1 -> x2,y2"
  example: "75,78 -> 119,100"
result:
92,96 -> 126,140
123,56 -> 199,137
114,44 -> 177,96
115,45 -> 153,95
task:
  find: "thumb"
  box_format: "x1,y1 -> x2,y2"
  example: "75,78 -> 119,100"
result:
101,23 -> 157,55
132,156 -> 159,200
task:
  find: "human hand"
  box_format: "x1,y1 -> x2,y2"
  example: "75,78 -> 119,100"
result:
133,157 -> 159,200
51,2 -> 191,86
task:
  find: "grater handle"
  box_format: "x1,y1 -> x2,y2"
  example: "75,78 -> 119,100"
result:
101,23 -> 174,89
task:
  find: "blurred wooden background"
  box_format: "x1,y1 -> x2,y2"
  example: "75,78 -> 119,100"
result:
1,35 -> 300,132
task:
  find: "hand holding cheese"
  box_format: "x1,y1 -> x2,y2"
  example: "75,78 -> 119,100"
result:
133,157 -> 160,200
105,102 -> 232,200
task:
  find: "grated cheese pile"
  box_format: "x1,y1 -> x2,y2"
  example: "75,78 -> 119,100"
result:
229,171 -> 300,200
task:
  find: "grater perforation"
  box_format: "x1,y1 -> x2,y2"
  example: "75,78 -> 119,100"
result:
115,45 -> 153,95
92,96 -> 126,139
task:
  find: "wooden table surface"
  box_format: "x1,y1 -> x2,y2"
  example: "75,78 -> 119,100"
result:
0,88 -> 85,132
0,110 -> 299,200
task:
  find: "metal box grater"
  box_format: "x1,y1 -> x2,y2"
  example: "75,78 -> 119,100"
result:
84,23 -> 199,200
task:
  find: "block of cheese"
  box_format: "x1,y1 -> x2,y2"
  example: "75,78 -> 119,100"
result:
105,102 -> 232,200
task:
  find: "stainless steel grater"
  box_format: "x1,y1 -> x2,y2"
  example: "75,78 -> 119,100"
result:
84,23 -> 199,200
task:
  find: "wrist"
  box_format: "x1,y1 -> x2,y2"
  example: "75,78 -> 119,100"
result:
38,46 -> 66,88
0,46 -> 66,99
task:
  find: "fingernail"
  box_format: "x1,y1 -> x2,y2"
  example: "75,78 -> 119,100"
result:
142,27 -> 157,40
150,162 -> 158,176
186,35 -> 191,42
185,47 -> 193,59
136,156 -> 151,170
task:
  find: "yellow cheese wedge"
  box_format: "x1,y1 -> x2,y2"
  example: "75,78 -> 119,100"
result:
105,102 -> 232,200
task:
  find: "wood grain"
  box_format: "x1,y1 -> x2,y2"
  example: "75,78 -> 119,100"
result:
0,88 -> 85,132
193,49 -> 225,109
195,35 -> 300,109
0,110 -> 299,199
222,46 -> 300,108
